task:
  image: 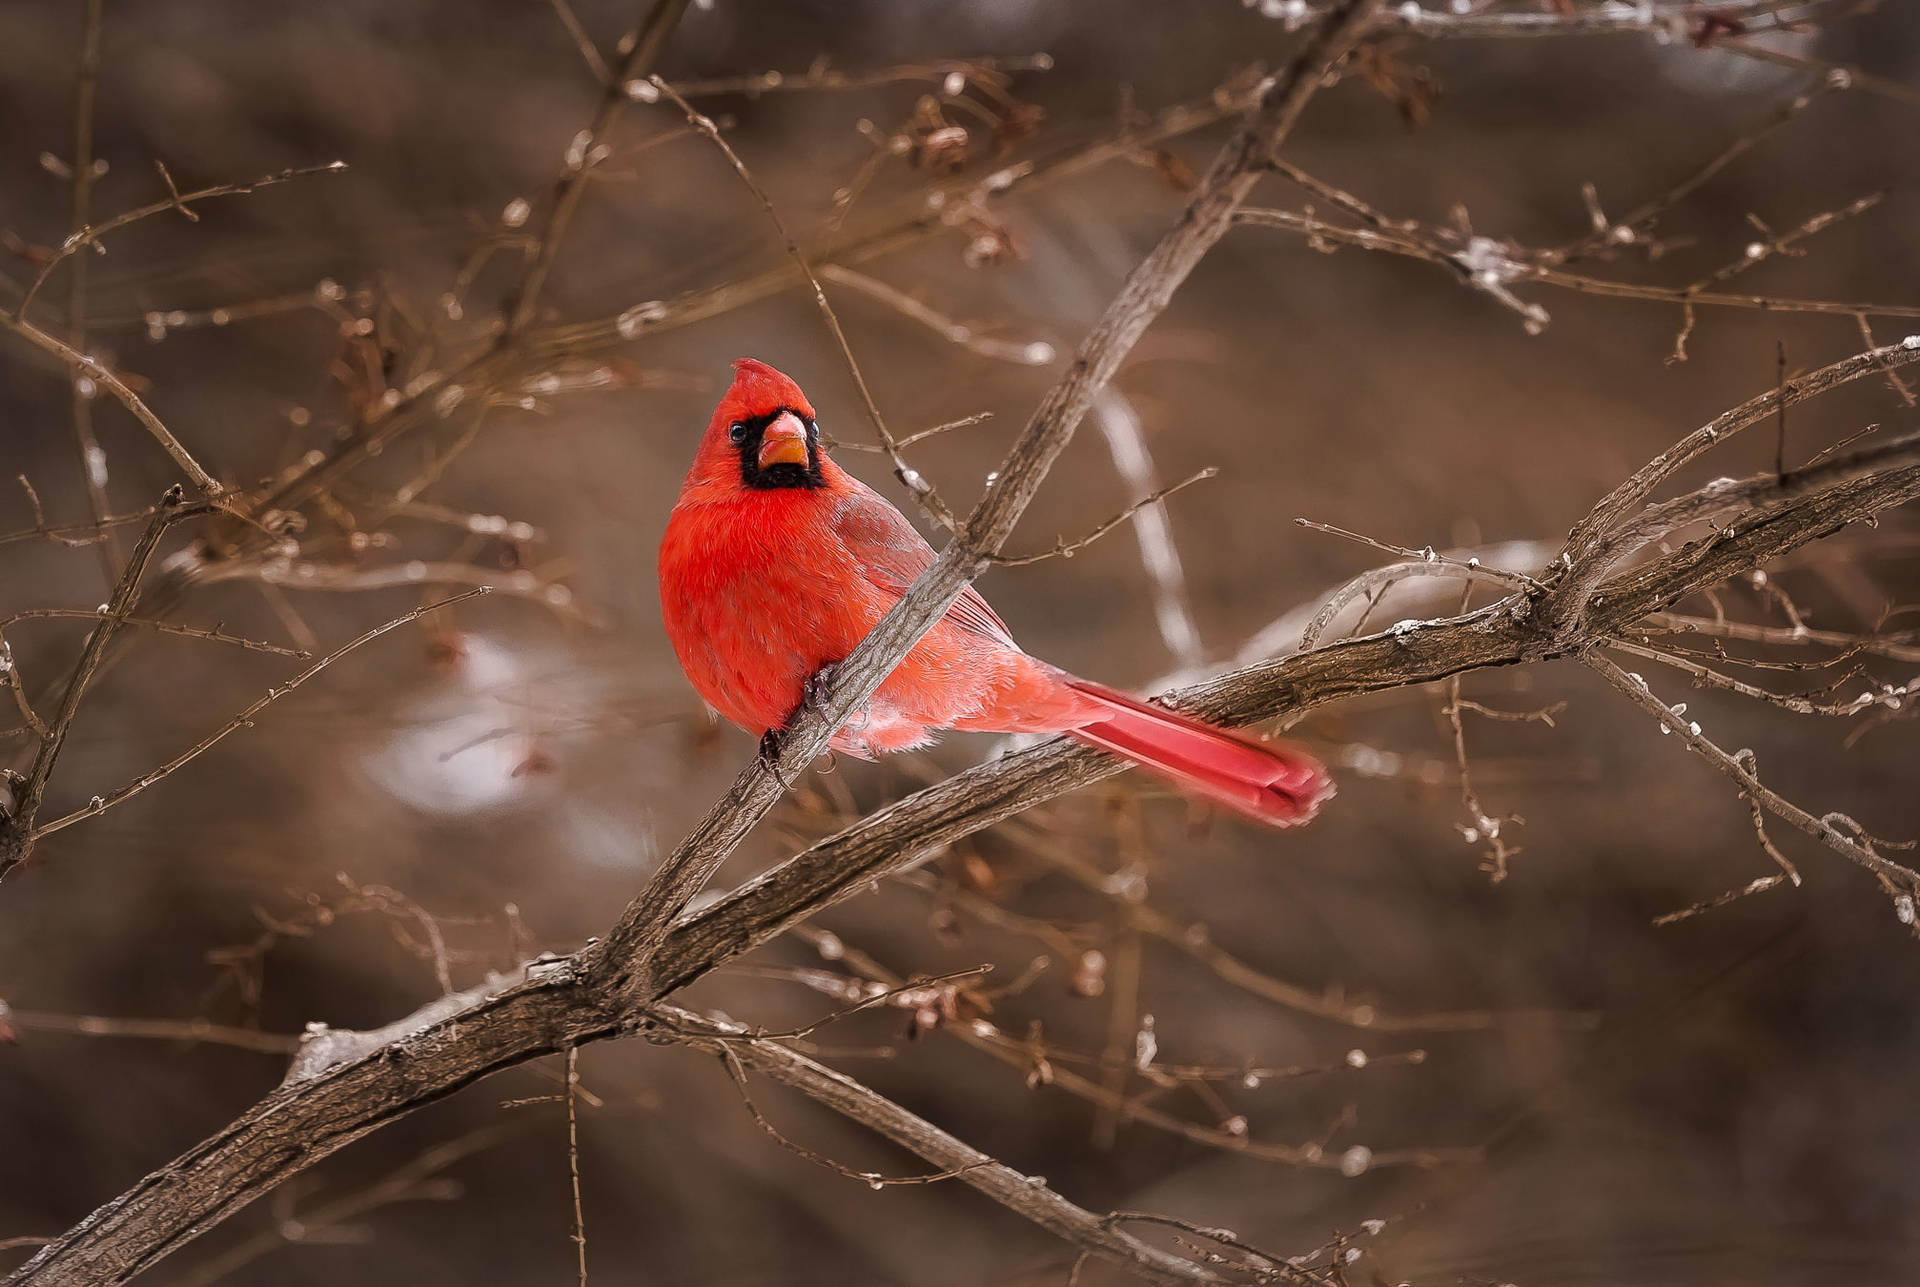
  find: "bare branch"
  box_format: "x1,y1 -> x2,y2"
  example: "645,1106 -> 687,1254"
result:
23,11 -> 1920,1281
1720,35 -> 1920,111
59,0 -> 114,586
0,488 -> 207,877
0,627 -> 50,741
0,313 -> 222,495
564,1046 -> 587,1286
1589,653 -> 1915,901
0,610 -> 306,658
543,0 -> 613,85
666,54 -> 1054,99
501,0 -> 691,338
0,1005 -> 298,1055
16,162 -> 348,322
1092,391 -> 1206,670
985,468 -> 1215,567
1548,74 -> 1842,263
23,589 -> 488,846
1443,674 -> 1522,882
649,1005 -> 1231,1285
817,263 -> 1055,367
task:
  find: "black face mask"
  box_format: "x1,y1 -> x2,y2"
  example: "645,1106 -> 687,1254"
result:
730,407 -> 825,490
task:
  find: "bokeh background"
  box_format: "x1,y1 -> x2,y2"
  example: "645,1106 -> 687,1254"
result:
4,2 -> 1920,1283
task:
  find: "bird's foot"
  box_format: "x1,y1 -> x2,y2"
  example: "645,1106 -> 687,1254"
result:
757,730 -> 796,789
802,662 -> 840,721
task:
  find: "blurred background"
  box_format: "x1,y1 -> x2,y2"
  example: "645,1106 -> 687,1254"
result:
3,2 -> 1920,1282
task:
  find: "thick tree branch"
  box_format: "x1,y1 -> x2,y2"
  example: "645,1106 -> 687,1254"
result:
13,392 -> 1916,1286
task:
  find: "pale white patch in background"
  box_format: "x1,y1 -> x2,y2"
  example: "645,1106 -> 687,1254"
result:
362,634 -> 572,815
1094,390 -> 1205,673
1657,28 -> 1818,96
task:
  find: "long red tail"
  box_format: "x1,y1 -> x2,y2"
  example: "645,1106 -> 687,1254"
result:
1064,681 -> 1333,828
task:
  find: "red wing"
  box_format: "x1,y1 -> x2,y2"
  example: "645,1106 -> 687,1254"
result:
832,485 -> 1016,647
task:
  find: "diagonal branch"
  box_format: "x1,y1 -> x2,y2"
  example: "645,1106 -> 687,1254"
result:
593,0 -> 1387,995
0,313 -> 222,496
23,589 -> 487,844
1589,653 -> 1915,892
17,163 -> 348,323
501,0 -> 691,338
0,487 -> 209,879
648,1005 -> 1230,1285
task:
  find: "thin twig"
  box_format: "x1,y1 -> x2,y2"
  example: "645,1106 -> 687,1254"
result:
1721,35 -> 1920,111
651,1006 -> 1229,1284
0,1007 -> 299,1054
17,162 -> 348,322
1644,611 -> 1920,664
1548,75 -> 1843,264
172,1129 -> 510,1287
1092,391 -> 1205,670
986,468 -> 1215,566
61,0 -> 114,587
1589,653 -> 1916,900
544,0 -> 613,85
828,410 -> 994,454
667,54 -> 1053,99
26,589 -> 488,844
648,75 -> 953,530
0,489 -> 206,877
703,1037 -> 992,1188
818,263 -> 1055,366
0,628 -> 50,740
0,312 -> 222,495
502,0 -> 691,338
565,1046 -> 587,1286
1236,199 -> 1920,332
0,610 -> 306,658
1443,673 -> 1522,882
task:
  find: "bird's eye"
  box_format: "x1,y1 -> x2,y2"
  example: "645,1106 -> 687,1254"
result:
728,421 -> 749,445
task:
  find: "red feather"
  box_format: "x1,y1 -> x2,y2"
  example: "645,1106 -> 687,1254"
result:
658,358 -> 1332,828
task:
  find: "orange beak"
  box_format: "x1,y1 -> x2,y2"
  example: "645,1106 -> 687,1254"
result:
756,411 -> 810,469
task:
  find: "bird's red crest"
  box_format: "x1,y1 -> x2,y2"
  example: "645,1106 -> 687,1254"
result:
718,358 -> 815,426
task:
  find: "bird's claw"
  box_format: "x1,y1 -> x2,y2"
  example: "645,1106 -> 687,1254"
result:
757,731 -> 798,790
759,664 -> 846,789
802,662 -> 840,720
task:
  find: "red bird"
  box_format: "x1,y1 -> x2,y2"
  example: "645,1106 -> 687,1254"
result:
658,359 -> 1333,827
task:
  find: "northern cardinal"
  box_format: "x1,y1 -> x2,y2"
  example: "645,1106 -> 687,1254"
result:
658,359 -> 1332,827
